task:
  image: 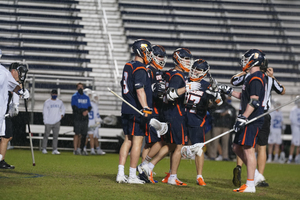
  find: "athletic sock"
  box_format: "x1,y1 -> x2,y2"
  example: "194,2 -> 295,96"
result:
274,154 -> 278,160
268,154 -> 272,160
118,165 -> 125,176
129,167 -> 136,178
197,175 -> 203,179
170,174 -> 177,179
148,162 -> 155,171
96,147 -> 100,150
246,179 -> 255,187
288,155 -> 293,160
91,148 -> 95,152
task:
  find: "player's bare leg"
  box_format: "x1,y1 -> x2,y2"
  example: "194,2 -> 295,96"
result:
119,135 -> 132,166
195,152 -> 206,186
257,144 -> 267,175
141,143 -> 152,162
288,143 -> 295,163
0,137 -> 15,169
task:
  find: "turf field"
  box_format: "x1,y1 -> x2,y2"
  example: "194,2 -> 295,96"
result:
1,149 -> 300,200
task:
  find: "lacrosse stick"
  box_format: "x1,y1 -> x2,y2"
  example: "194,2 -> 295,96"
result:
22,83 -> 36,166
181,95 -> 300,159
107,87 -> 168,135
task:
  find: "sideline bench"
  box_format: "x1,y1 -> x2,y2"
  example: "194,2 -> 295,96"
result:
26,125 -> 123,152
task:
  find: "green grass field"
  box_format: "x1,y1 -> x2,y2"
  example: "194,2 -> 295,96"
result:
1,149 -> 300,200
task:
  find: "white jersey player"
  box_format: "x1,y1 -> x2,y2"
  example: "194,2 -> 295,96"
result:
287,100 -> 300,163
267,101 -> 284,163
85,91 -> 105,155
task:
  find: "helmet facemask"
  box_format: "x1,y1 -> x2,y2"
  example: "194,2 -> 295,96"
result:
174,52 -> 193,72
152,54 -> 167,70
189,66 -> 209,82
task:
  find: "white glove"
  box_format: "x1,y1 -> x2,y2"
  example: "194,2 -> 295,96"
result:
18,89 -> 30,99
9,103 -> 19,117
206,89 -> 223,106
186,82 -> 201,93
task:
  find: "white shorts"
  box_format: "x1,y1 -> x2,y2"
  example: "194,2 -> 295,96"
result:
88,127 -> 99,139
291,125 -> 300,146
268,128 -> 282,145
0,119 -> 5,137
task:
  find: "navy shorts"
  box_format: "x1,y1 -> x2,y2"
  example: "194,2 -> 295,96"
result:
122,114 -> 146,137
233,123 -> 262,147
165,116 -> 187,145
257,114 -> 271,146
188,126 -> 205,145
74,120 -> 88,136
145,125 -> 161,144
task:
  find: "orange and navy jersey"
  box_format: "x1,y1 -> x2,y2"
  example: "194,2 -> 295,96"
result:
164,68 -> 188,121
240,71 -> 265,123
121,60 -> 152,115
186,79 -> 212,127
146,65 -> 165,119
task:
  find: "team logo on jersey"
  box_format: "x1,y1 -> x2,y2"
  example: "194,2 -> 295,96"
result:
78,99 -> 87,104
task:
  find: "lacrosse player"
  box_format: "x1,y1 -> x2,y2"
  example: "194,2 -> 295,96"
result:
140,48 -> 199,186
267,100 -> 284,163
137,45 -> 167,183
287,99 -> 300,163
0,61 -> 29,169
85,91 -> 105,155
116,39 -> 153,184
230,53 -> 285,187
42,89 -> 65,155
185,59 -> 223,186
219,49 -> 267,193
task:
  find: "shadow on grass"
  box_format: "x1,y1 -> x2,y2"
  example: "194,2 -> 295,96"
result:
0,170 -> 44,179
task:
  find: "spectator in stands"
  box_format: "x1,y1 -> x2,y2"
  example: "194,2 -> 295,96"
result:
71,83 -> 92,155
42,89 -> 65,155
0,61 -> 29,169
287,99 -> 300,163
211,95 -> 236,161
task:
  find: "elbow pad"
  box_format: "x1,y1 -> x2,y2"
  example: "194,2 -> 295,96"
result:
249,98 -> 260,109
166,87 -> 179,101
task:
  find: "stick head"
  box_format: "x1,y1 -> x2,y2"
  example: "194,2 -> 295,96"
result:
181,143 -> 204,159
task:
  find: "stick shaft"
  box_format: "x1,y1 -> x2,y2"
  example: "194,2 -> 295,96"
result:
22,84 -> 36,166
203,96 -> 300,145
108,88 -> 143,115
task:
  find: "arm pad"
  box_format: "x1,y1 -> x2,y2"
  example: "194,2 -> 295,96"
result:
249,98 -> 260,109
166,87 -> 179,101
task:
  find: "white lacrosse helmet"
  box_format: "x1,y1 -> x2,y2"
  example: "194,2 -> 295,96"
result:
91,91 -> 99,103
83,88 -> 92,96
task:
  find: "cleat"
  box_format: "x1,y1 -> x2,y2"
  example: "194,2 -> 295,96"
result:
128,176 -> 145,184
148,171 -> 157,184
256,181 -> 269,187
233,184 -> 255,193
287,159 -> 292,164
81,151 -> 89,156
52,150 -> 61,155
90,150 -> 96,155
254,173 -> 265,186
168,177 -> 187,186
97,149 -> 106,155
116,175 -> 128,183
197,177 -> 206,186
42,149 -> 48,154
162,172 -> 170,183
137,164 -> 150,183
232,166 -> 241,187
140,164 -> 151,181
73,150 -> 80,155
266,158 -> 272,163
0,160 -> 15,169
215,155 -> 223,161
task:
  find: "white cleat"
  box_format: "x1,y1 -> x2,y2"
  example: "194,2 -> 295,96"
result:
254,173 -> 266,186
233,184 -> 256,193
116,175 -> 128,183
128,176 -> 145,184
52,150 -> 61,155
97,149 -> 106,155
42,149 -> 48,154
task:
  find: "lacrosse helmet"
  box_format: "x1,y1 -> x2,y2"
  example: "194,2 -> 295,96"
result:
83,88 -> 92,96
151,45 -> 167,70
241,49 -> 267,72
189,59 -> 210,82
91,91 -> 99,103
9,62 -> 28,82
172,48 -> 193,72
132,39 -> 153,65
